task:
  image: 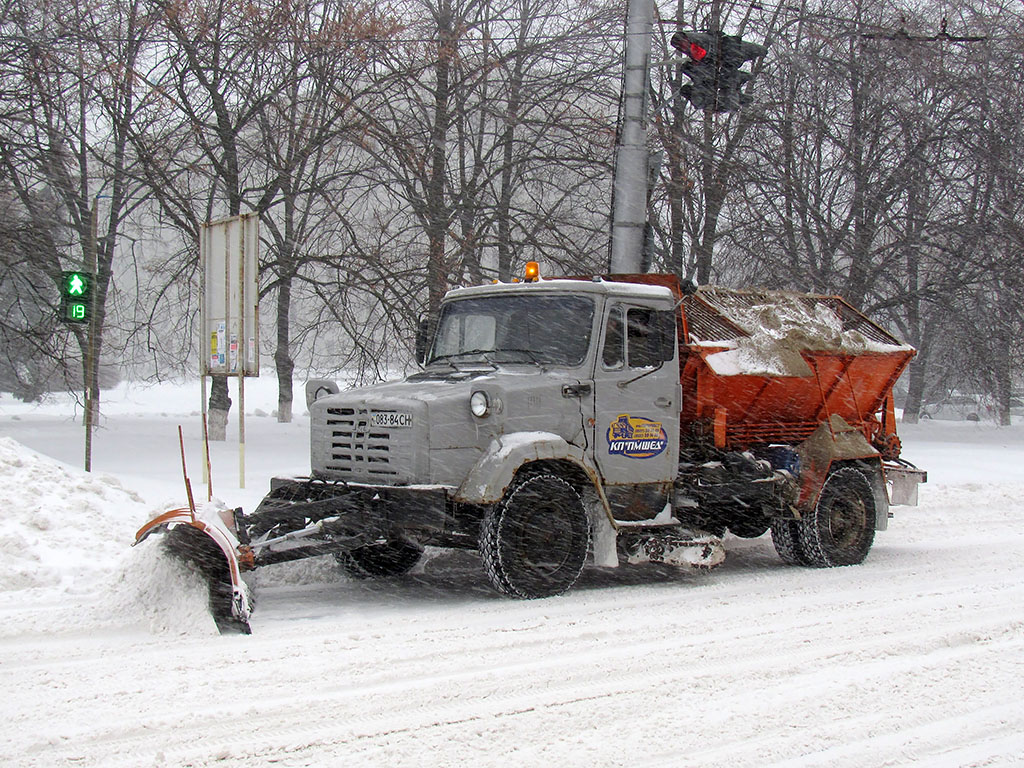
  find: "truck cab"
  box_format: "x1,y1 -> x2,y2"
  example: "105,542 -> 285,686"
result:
410,277 -> 682,513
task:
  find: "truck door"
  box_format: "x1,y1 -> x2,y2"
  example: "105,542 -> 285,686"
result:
591,300 -> 680,519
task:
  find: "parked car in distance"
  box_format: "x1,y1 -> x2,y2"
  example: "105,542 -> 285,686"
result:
921,393 -> 990,422
920,392 -> 1024,422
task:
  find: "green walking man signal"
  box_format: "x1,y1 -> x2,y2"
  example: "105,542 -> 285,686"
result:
60,271 -> 92,324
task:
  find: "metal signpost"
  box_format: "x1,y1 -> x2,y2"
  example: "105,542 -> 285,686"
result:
200,214 -> 260,489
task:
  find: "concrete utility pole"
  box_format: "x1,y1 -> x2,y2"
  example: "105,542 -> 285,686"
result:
84,198 -> 98,472
609,0 -> 654,274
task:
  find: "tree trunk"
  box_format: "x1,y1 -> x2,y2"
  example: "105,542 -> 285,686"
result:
276,275 -> 294,423
496,23 -> 526,283
208,376 -> 231,440
901,350 -> 928,424
425,3 -> 453,324
993,283 -> 1013,427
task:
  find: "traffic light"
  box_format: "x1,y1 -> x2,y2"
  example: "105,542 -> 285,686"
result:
717,34 -> 768,112
671,31 -> 718,111
670,30 -> 767,113
60,270 -> 92,324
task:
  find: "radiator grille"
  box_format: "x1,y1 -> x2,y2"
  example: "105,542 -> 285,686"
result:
323,407 -> 401,479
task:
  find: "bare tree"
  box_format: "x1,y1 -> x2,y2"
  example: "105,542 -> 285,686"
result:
0,0 -> 154,420
133,0 -> 294,438
945,2 -> 1024,424
252,1 -> 396,421
353,0 -> 619,347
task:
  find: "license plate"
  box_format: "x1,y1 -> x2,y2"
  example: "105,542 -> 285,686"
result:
370,411 -> 413,428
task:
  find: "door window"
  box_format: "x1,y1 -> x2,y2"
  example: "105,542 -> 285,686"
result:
626,307 -> 674,369
602,306 -> 625,370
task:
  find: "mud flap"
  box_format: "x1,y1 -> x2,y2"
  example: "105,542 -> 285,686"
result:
885,464 -> 927,507
135,508 -> 253,635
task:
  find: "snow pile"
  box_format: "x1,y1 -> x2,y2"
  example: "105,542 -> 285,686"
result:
103,540 -> 218,635
701,290 -> 907,377
0,436 -> 216,634
0,436 -> 149,591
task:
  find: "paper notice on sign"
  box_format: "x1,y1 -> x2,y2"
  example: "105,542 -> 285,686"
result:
210,332 -> 219,369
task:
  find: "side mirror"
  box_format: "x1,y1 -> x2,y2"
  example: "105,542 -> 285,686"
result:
415,317 -> 430,365
305,378 -> 339,409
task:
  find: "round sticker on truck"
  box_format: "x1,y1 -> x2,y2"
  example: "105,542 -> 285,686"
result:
606,414 -> 667,459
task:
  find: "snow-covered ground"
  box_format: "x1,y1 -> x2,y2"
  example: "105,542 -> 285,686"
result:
1,379 -> 1022,767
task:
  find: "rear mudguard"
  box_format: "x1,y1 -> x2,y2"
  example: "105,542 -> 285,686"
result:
134,506 -> 253,634
796,415 -> 890,529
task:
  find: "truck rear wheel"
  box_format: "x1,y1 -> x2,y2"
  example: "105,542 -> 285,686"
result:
770,518 -> 811,565
480,473 -> 590,599
798,467 -> 876,567
335,540 -> 423,579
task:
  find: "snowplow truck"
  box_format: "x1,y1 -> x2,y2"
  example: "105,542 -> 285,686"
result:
136,270 -> 926,633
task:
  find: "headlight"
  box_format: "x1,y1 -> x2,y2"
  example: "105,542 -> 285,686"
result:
470,390 -> 490,418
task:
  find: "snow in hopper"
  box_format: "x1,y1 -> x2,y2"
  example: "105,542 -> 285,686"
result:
699,288 -> 910,377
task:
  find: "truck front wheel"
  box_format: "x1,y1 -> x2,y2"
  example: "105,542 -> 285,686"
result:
798,467 -> 876,567
480,473 -> 591,599
335,539 -> 423,579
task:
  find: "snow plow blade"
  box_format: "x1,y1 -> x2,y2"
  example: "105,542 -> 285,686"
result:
134,507 -> 253,635
132,479 -> 389,634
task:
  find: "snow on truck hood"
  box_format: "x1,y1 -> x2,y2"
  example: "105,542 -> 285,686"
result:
315,373 -> 494,406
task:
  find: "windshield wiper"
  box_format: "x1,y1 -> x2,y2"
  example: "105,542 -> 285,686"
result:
491,348 -> 547,366
422,356 -> 457,370
427,349 -> 497,366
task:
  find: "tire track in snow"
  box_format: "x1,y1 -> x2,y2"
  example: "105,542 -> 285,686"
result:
10,553 -> 1023,768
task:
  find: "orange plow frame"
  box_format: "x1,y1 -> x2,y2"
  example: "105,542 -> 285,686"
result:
134,506 -> 254,633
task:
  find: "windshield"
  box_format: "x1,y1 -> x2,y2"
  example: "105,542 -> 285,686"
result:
429,294 -> 595,367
